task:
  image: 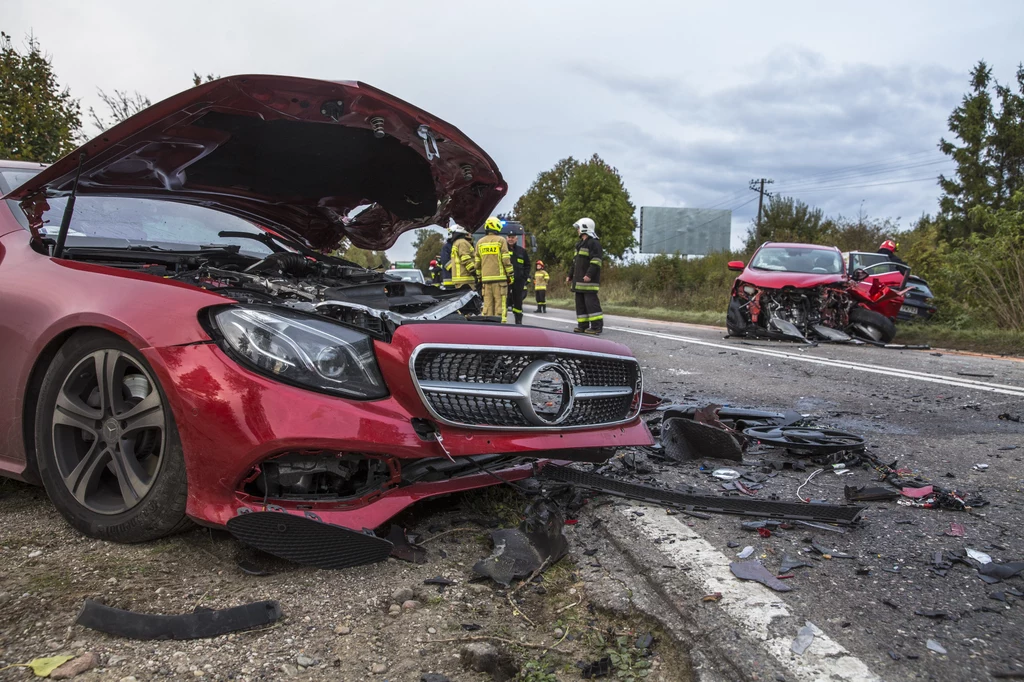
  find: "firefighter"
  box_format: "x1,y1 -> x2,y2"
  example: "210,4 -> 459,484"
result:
506,232 -> 530,324
533,261 -> 549,313
448,225 -> 477,287
439,227 -> 456,288
474,217 -> 513,322
878,239 -> 907,266
428,259 -> 443,285
566,217 -> 603,334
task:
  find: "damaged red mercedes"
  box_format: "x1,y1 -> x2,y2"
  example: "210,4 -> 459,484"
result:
0,76 -> 651,563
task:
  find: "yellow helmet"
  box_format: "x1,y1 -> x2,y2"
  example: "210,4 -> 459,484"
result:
484,217 -> 503,232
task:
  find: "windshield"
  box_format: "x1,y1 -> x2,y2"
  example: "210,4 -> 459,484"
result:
386,269 -> 424,282
908,281 -> 934,297
750,247 -> 843,274
1,168 -> 43,230
34,195 -> 273,255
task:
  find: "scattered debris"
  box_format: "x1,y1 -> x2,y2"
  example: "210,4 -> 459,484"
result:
702,593 -> 723,602
386,525 -> 427,564
424,577 -> 456,589
459,642 -> 517,679
730,560 -> 793,592
926,639 -> 948,655
901,485 -> 934,499
780,554 -> 814,572
791,622 -> 821,655
998,413 -> 1021,423
808,540 -> 854,559
914,609 -> 949,619
966,549 -> 993,565
473,501 -> 567,586
947,522 -> 966,537
979,561 -> 1024,580
845,485 -> 900,502
737,546 -> 754,559
990,592 -> 1007,602
75,599 -> 282,640
579,656 -> 612,678
635,633 -> 654,649
743,425 -> 865,454
974,463 -> 990,471
661,414 -> 743,462
712,468 -> 742,481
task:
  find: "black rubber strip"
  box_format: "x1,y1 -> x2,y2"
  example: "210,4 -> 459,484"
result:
226,511 -> 394,569
75,599 -> 282,640
540,465 -> 864,525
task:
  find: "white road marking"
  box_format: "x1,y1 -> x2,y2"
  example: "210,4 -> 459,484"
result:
525,313 -> 1024,397
619,505 -> 883,682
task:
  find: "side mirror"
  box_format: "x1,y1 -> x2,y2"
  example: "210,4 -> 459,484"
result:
727,260 -> 745,272
851,268 -> 869,282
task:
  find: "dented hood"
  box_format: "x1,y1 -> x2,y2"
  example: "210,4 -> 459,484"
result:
8,75 -> 505,251
739,269 -> 847,290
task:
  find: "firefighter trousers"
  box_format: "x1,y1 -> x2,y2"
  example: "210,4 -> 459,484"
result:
482,282 -> 508,323
509,281 -> 526,324
574,291 -> 602,330
535,289 -> 546,313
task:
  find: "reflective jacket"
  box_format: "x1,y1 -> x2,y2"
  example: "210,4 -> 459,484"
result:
449,237 -> 477,285
439,238 -> 454,284
509,243 -> 529,287
569,236 -> 602,291
475,234 -> 513,283
533,269 -> 549,290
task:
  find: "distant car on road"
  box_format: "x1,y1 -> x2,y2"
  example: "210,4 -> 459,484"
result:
897,275 -> 937,322
384,267 -> 427,284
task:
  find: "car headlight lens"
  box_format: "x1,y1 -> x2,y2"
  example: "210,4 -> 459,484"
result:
212,306 -> 387,399
742,285 -> 757,296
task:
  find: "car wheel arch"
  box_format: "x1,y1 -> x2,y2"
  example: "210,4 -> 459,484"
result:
21,326 -> 144,484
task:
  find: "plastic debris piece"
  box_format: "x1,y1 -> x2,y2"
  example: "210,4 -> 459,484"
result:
729,560 -> 793,592
727,541 -> 740,548
737,546 -> 754,559
926,639 -> 947,655
758,528 -> 771,538
914,609 -> 948,619
902,485 -> 934,499
979,574 -> 1003,584
966,549 -> 993,564
424,577 -> 456,587
580,656 -> 611,678
461,623 -> 482,631
973,463 -> 989,471
634,633 -> 654,649
979,561 -> 1024,579
76,599 -> 282,640
780,554 -> 814,572
990,592 -> 1006,602
791,622 -> 820,655
809,541 -> 854,559
712,468 -> 742,481
794,520 -> 847,534
947,523 -> 965,537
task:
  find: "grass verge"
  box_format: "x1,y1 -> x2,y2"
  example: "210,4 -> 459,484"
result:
536,298 -> 1023,356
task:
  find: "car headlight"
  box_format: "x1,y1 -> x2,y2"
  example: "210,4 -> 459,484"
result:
211,306 -> 387,399
742,284 -> 757,296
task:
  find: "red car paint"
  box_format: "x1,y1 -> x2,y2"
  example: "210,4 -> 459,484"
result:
0,76 -> 653,535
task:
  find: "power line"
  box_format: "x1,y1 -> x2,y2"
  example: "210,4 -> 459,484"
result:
750,178 -> 774,229
774,159 -> 953,191
773,175 -> 943,194
773,149 -> 941,186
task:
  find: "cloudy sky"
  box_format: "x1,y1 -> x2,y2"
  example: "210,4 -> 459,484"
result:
6,1 -> 1023,259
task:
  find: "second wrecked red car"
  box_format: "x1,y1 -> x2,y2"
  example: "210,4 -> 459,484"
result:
725,242 -> 908,344
0,75 -> 651,565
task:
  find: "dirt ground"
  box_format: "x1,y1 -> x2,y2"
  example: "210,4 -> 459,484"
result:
0,480 -> 692,682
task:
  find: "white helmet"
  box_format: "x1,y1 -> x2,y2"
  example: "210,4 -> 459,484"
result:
573,217 -> 597,238
450,224 -> 469,237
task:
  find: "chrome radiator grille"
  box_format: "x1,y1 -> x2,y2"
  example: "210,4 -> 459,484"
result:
411,346 -> 642,429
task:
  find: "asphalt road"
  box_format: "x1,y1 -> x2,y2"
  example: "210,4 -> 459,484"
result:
525,309 -> 1024,682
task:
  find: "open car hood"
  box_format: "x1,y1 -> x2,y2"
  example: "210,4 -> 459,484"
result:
7,75 -> 505,251
739,270 -> 847,289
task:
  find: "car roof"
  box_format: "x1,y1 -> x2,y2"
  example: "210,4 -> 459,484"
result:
0,159 -> 49,171
761,242 -> 840,252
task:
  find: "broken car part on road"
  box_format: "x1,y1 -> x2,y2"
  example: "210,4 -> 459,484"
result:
75,599 -> 282,640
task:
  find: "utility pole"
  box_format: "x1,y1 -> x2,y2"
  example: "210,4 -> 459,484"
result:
749,178 -> 774,236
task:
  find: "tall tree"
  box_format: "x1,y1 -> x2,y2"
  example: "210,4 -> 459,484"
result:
412,229 -> 444,274
547,154 -> 637,263
514,157 -> 579,264
744,195 -> 826,249
88,89 -> 151,132
341,247 -> 390,270
0,32 -> 81,162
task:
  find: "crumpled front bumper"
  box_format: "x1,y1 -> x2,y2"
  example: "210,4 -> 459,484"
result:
143,323 -> 652,530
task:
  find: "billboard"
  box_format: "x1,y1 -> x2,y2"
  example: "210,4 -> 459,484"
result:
639,207 -> 731,255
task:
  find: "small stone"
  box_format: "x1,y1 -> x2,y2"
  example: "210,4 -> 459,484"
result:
427,627 -> 437,635
461,642 -> 500,673
389,604 -> 402,616
402,600 -> 421,611
28,550 -> 42,558
50,652 -> 100,679
334,625 -> 351,635
371,662 -> 388,674
106,577 -> 117,585
554,627 -> 565,638
118,677 -> 138,682
296,655 -> 316,668
192,671 -> 205,678
279,663 -> 299,677
391,587 -> 415,603
108,655 -> 126,666
467,584 -> 489,595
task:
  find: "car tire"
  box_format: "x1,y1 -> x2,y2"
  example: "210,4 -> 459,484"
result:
34,330 -> 190,542
848,308 -> 897,344
726,297 -> 748,337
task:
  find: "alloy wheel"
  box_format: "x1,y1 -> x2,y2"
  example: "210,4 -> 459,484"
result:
50,349 -> 166,514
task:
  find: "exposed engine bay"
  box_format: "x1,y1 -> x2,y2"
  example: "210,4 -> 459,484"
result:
65,244 -> 482,338
730,283 -> 856,343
